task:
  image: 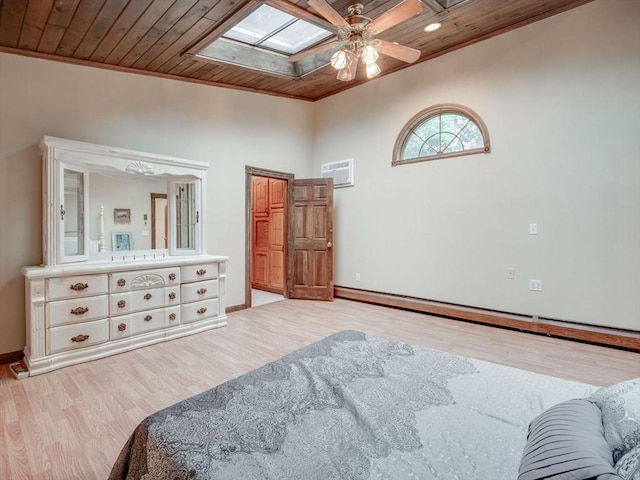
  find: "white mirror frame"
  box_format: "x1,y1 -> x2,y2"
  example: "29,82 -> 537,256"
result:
55,162 -> 90,264
40,136 -> 208,265
168,177 -> 205,257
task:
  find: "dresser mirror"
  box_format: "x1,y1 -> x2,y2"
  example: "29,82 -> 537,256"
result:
174,181 -> 197,250
41,136 -> 207,265
62,167 -> 87,258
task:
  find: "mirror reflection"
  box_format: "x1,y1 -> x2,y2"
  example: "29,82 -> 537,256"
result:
89,172 -> 167,255
151,193 -> 168,249
63,169 -> 85,256
176,182 -> 196,250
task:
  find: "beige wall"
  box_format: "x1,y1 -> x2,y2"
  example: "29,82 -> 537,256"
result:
313,0 -> 640,331
0,54 -> 315,355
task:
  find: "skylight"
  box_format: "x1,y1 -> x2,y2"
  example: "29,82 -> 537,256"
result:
223,4 -> 332,55
189,0 -> 336,79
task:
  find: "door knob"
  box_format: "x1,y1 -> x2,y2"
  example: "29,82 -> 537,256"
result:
327,241 -> 333,248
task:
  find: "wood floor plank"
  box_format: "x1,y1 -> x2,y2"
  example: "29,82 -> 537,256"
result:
0,298 -> 638,478
4,421 -> 31,479
0,420 -> 14,479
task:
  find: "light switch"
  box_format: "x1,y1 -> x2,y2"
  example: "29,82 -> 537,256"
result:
529,223 -> 538,235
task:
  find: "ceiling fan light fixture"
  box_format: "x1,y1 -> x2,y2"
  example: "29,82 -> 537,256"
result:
365,62 -> 381,79
302,0 -> 424,82
330,49 -> 350,70
337,64 -> 356,81
361,44 -> 379,65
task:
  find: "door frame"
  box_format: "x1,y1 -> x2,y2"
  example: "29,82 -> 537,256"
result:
150,192 -> 167,249
245,166 -> 294,308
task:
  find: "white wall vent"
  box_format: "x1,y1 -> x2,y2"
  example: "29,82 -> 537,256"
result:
321,158 -> 354,188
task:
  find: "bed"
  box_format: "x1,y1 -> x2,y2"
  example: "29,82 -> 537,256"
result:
109,330 -> 640,480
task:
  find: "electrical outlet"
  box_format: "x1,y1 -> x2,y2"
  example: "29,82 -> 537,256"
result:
355,273 -> 361,282
507,268 -> 515,279
529,279 -> 542,291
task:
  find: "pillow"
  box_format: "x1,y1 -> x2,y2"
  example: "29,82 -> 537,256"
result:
518,398 -> 620,480
615,444 -> 640,480
589,378 -> 640,463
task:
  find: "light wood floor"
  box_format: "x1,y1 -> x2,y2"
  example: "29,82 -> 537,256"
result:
1,298 -> 638,479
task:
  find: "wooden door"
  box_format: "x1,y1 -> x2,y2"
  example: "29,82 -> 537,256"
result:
288,178 -> 334,300
251,176 -> 286,294
252,176 -> 269,289
268,179 -> 286,291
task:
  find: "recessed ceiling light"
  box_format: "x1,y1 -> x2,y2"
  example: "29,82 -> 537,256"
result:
424,22 -> 441,32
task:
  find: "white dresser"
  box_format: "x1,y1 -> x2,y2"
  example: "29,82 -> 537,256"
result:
22,137 -> 230,375
23,255 -> 227,375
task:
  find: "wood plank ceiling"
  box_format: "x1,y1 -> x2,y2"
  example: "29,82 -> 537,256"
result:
0,0 -> 593,101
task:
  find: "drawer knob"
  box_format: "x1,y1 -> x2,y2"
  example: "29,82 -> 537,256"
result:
70,306 -> 89,315
117,300 -> 126,308
71,334 -> 89,343
169,313 -> 176,321
197,288 -> 207,295
70,283 -> 89,291
168,273 -> 176,281
117,323 -> 127,332
197,307 -> 207,315
144,315 -> 152,322
169,292 -> 176,300
144,293 -> 152,300
196,269 -> 206,276
117,278 -> 126,287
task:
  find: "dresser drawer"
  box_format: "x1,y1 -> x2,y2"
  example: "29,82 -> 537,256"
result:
47,295 -> 109,327
181,263 -> 218,283
181,279 -> 218,304
110,286 -> 180,316
110,306 -> 180,340
47,319 -> 109,355
181,298 -> 219,324
110,267 -> 180,293
48,274 -> 109,300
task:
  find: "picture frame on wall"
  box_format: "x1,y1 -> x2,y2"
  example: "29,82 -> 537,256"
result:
112,232 -> 133,251
114,208 -> 131,224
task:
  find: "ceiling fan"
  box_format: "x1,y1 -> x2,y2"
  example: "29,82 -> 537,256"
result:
289,0 -> 424,81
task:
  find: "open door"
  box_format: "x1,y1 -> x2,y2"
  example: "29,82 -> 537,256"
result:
251,176 -> 286,294
288,178 -> 334,300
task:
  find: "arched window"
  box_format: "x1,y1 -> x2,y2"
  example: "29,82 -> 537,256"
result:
393,104 -> 490,166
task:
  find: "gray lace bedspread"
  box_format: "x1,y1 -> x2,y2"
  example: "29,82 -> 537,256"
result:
109,330 -> 597,480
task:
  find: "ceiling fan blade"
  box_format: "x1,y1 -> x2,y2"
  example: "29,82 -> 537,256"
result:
369,0 -> 424,34
376,39 -> 421,63
288,40 -> 341,62
308,0 -> 350,28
